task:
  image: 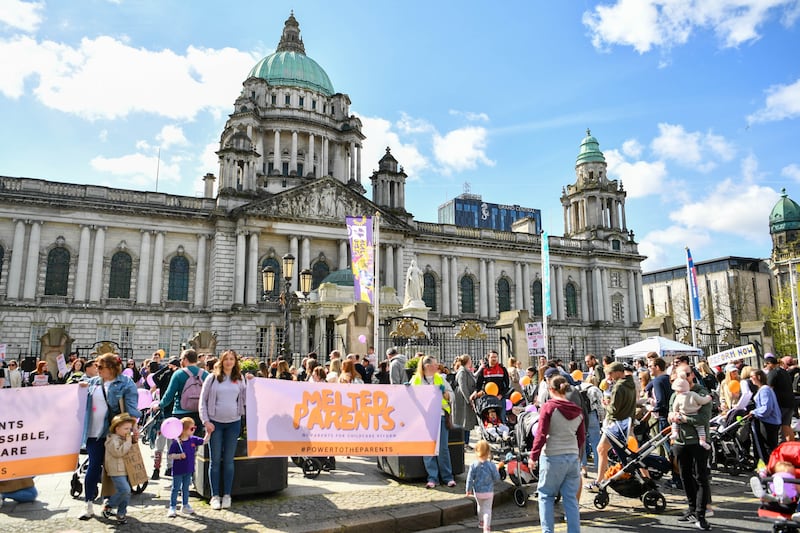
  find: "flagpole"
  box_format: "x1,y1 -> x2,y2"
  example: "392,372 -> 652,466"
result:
686,247 -> 699,348
541,231 -> 550,364
373,212 -> 381,358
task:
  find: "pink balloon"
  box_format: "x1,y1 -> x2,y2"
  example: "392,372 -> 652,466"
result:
146,374 -> 156,388
137,389 -> 153,410
358,334 -> 367,344
122,368 -> 134,378
505,399 -> 513,411
525,404 -> 538,413
160,417 -> 183,439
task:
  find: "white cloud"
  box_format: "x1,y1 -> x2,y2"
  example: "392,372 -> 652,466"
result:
639,226 -> 712,271
396,112 -> 435,135
782,163 -> 800,182
156,125 -> 188,149
449,109 -> 490,122
199,141 -> 220,176
0,0 -> 44,32
650,123 -> 734,172
358,115 -> 429,179
605,148 -> 668,198
0,34 -> 258,120
90,152 -> 182,188
433,126 -> 494,175
747,78 -> 800,123
622,139 -> 643,158
98,129 -> 108,142
583,0 -> 797,53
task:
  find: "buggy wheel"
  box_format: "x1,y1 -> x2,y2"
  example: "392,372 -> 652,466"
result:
70,473 -> 83,499
499,466 -> 507,481
301,458 -> 322,479
642,490 -> 666,512
513,487 -> 527,507
132,481 -> 148,495
725,460 -> 741,476
593,491 -> 609,510
648,467 -> 664,481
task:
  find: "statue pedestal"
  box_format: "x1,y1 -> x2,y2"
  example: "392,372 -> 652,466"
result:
399,303 -> 430,321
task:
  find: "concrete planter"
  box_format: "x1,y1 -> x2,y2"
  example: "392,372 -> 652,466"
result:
377,426 -> 465,480
194,440 -> 287,498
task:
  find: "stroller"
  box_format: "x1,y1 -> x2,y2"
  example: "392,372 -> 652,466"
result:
592,420 -> 672,512
503,407 -> 540,507
708,410 -> 754,476
474,395 -> 516,460
751,441 -> 800,532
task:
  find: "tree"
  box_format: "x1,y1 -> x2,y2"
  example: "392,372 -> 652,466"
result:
763,288 -> 796,357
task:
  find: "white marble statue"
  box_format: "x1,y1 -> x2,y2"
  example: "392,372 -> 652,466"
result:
404,259 -> 423,307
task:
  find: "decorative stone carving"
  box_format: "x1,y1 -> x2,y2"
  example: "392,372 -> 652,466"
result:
189,330 -> 218,355
39,327 -> 74,375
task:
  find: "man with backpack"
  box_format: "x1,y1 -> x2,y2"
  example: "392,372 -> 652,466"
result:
157,349 -> 208,437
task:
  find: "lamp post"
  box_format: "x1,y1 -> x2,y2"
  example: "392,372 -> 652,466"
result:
262,253 -> 312,358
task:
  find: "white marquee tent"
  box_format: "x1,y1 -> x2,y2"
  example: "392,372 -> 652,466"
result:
614,336 -> 703,361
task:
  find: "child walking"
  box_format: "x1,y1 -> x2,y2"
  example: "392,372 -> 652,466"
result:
167,417 -> 207,517
104,413 -> 136,524
465,440 -> 501,532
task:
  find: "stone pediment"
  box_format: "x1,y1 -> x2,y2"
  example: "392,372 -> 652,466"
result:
240,177 -> 411,230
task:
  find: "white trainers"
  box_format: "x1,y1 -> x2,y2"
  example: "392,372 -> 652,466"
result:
221,495 -> 232,509
750,476 -> 765,498
167,507 -> 177,518
210,496 -> 222,510
181,505 -> 195,515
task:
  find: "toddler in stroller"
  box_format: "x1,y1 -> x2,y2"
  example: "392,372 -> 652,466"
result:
750,441 -> 800,532
475,396 -> 514,456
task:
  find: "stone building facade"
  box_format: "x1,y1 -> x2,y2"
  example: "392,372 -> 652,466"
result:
0,14 -> 645,365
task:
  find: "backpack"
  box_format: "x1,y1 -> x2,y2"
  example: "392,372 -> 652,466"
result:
566,385 -> 590,431
179,368 -> 203,411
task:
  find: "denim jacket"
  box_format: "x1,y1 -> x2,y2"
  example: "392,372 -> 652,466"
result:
82,374 -> 141,444
466,459 -> 500,494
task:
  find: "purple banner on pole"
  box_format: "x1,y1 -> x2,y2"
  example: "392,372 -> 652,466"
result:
346,216 -> 374,303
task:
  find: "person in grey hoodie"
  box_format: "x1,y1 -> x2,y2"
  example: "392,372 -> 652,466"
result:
530,375 -> 585,533
388,348 -> 408,384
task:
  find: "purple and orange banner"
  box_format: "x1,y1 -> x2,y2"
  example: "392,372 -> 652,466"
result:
246,379 -> 442,457
0,385 -> 86,480
346,215 -> 375,303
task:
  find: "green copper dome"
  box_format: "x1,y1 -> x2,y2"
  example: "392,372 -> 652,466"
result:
248,13 -> 334,96
576,129 -> 606,165
769,188 -> 800,234
320,269 -> 354,286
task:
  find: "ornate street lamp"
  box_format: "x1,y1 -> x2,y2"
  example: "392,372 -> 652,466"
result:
262,253 -> 312,357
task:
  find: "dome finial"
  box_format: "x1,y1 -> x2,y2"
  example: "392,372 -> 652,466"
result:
586,128 -> 591,136
277,11 -> 306,54
782,187 -> 788,197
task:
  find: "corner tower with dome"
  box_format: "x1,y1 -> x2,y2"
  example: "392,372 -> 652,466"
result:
769,188 -> 800,288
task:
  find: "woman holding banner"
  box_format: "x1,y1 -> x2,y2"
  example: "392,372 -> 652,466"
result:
79,353 -> 141,520
411,354 -> 457,489
28,360 -> 55,386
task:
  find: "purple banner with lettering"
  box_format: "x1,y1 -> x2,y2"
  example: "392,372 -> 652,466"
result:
346,216 -> 374,303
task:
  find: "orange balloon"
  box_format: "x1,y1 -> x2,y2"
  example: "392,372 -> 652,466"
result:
599,379 -> 609,391
484,382 -> 499,396
571,370 -> 584,382
728,379 -> 741,395
520,375 -> 532,387
510,391 -> 523,405
627,436 -> 639,452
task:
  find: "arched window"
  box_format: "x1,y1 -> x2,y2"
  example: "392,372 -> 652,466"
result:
497,278 -> 511,313
312,261 -> 330,290
108,252 -> 132,299
461,276 -> 475,314
422,272 -> 437,311
262,257 -> 281,298
167,256 -> 189,301
44,248 -> 70,296
612,294 -> 624,323
533,280 -> 543,317
565,282 -> 578,318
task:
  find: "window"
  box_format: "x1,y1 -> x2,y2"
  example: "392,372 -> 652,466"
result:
311,261 -> 330,290
497,278 -> 511,312
158,327 -> 171,358
29,324 -> 48,356
108,252 -> 132,299
612,294 -> 624,323
461,276 -> 475,314
610,271 -> 622,287
271,94 -> 277,105
565,282 -> 578,318
533,280 -> 543,316
282,162 -> 289,175
284,94 -> 291,106
167,256 -> 189,301
422,272 -> 437,311
612,239 -> 621,251
299,96 -> 304,107
312,99 -> 316,110
44,247 -> 70,296
262,257 -> 281,298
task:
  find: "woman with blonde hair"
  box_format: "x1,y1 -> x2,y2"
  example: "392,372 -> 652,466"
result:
327,358 -> 342,382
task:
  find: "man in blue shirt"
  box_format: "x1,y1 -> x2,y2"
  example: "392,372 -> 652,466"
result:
157,349 -> 208,437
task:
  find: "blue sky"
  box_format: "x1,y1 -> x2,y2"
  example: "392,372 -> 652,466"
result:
1,0 -> 799,272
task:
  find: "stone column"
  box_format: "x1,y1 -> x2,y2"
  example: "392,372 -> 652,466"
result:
479,259 -> 488,318
557,266 -> 566,320
234,231 -> 246,306
22,221 -> 41,300
300,317 -> 309,355
338,239 -> 348,270
150,231 -> 164,305
317,316 -> 328,355
289,235 -> 299,289
246,232 -> 259,306
194,234 -> 208,308
601,268 -> 611,321
322,138 -> 329,176
74,225 -> 92,302
273,130 -> 281,173
450,256 -> 459,314
581,269 -> 590,321
384,245 -> 394,290
515,262 -> 523,310
593,267 -> 603,321
635,272 -> 645,323
6,219 -> 26,300
522,263 -> 531,312
395,245 -> 404,299
301,237 -> 311,273
349,141 -> 356,182
356,144 -> 362,183
136,230 -> 151,304
290,131 -> 298,174
621,201 -> 627,231
89,226 -> 106,302
488,260 -> 497,317
441,255 -> 450,316
308,133 -> 316,178
549,265 -> 558,320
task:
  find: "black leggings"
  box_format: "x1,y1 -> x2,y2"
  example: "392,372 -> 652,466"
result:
673,443 -> 711,519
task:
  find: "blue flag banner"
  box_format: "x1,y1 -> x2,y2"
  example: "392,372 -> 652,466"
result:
686,247 -> 702,321
542,231 -> 551,317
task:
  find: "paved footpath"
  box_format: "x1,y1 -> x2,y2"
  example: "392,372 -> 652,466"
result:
0,442 -> 770,532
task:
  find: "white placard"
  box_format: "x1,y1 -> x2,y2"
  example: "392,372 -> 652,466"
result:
55,353 -> 68,376
0,344 -> 6,360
